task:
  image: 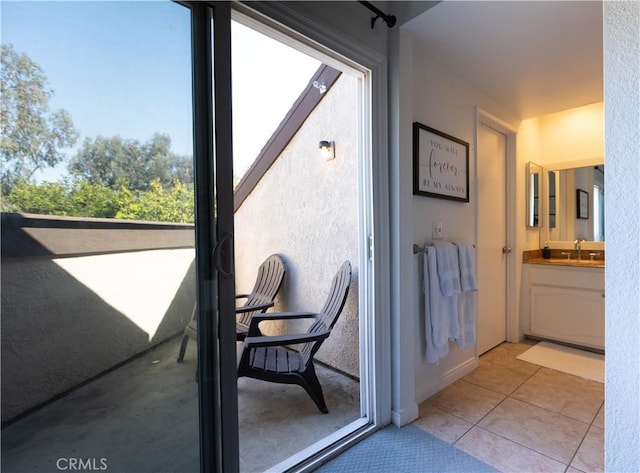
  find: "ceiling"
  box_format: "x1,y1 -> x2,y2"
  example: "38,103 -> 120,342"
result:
402,1 -> 603,119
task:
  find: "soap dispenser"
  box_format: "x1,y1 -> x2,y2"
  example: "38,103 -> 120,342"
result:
542,242 -> 551,259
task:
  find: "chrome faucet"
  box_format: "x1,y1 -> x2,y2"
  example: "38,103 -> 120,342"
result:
574,239 -> 585,260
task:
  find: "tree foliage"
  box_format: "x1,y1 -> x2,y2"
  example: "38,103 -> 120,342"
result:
3,177 -> 194,223
5,178 -> 121,218
0,44 -> 79,194
68,133 -> 193,192
115,179 -> 195,223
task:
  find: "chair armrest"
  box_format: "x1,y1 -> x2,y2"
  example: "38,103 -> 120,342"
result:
235,301 -> 273,314
247,311 -> 320,336
251,311 -> 319,322
244,331 -> 329,348
235,293 -> 250,299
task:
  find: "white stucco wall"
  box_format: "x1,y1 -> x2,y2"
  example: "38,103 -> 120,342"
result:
603,1 -> 640,471
233,73 -> 360,377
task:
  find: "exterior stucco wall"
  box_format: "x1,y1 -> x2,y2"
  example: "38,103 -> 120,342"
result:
1,214 -> 195,423
233,73 -> 360,377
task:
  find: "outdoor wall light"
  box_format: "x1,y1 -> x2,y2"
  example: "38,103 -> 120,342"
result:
319,140 -> 335,160
312,81 -> 327,94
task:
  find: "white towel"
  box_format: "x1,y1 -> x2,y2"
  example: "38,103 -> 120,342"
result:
432,241 -> 461,296
424,247 -> 457,362
456,291 -> 476,349
455,242 -> 478,291
454,242 -> 478,348
423,249 -> 442,363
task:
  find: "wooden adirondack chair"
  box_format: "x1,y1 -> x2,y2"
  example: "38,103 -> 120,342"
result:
237,261 -> 351,413
177,254 -> 285,362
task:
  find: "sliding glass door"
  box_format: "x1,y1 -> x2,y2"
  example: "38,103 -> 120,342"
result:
2,2 -> 383,472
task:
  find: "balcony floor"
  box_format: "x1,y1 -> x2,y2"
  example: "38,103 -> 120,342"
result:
1,336 -> 360,473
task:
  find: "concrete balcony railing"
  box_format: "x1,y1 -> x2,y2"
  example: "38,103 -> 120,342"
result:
1,212 -> 196,423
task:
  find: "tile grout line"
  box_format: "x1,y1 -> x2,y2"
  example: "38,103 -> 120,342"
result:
565,399 -> 605,471
449,355 -> 543,467
472,357 -> 542,396
469,424 -> 573,471
424,343 -> 602,473
453,347 -> 572,470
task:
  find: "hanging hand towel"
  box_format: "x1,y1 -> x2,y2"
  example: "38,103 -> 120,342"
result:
423,249 -> 445,363
432,241 -> 461,340
425,246 -> 457,359
432,241 -> 462,296
454,242 -> 478,348
455,242 -> 478,291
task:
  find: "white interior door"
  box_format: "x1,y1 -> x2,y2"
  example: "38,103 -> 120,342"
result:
477,122 -> 507,355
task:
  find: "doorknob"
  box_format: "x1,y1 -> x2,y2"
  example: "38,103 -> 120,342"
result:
502,246 -> 512,254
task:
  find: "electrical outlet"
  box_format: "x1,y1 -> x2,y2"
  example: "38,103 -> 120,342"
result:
433,222 -> 443,239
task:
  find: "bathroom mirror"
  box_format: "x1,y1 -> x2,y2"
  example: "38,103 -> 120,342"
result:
526,162 -> 542,227
546,164 -> 605,242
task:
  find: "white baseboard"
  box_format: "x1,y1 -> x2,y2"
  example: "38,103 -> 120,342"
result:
415,356 -> 479,404
391,401 -> 420,427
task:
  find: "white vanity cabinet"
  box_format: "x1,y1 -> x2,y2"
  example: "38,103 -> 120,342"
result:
522,263 -> 605,350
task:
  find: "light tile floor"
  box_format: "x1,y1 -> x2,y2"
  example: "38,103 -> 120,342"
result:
412,341 -> 604,473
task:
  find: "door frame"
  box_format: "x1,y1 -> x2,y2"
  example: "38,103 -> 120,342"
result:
230,0 -> 392,467
200,2 -> 392,471
475,108 -> 519,344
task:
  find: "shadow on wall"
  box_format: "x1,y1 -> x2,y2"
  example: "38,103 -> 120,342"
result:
1,213 -> 196,424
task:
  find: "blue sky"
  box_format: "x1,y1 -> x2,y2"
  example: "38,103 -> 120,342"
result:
1,1 -> 320,181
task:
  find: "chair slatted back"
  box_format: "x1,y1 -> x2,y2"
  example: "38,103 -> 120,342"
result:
238,254 -> 286,326
300,261 -> 352,364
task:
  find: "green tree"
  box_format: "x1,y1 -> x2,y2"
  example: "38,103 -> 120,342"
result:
5,178 -> 121,218
4,177 -> 194,223
69,133 -> 193,192
116,178 -> 194,223
0,44 -> 79,194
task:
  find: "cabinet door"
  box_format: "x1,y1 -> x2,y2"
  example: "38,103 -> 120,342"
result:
530,285 -> 605,349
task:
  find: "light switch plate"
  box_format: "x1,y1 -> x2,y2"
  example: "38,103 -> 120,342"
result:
433,222 -> 443,239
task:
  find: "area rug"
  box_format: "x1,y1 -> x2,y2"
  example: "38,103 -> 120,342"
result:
517,341 -> 604,383
316,425 -> 498,473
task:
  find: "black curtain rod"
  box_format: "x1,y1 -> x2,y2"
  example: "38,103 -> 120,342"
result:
358,1 -> 396,29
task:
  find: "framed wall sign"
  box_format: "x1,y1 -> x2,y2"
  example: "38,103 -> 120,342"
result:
413,122 -> 469,202
576,188 -> 589,219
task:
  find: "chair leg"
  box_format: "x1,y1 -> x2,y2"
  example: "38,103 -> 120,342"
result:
177,334 -> 190,362
299,363 -> 328,414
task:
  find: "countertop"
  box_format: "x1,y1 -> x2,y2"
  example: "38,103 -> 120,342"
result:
524,257 -> 604,269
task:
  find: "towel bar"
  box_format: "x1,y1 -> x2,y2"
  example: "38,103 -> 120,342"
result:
413,243 -> 475,254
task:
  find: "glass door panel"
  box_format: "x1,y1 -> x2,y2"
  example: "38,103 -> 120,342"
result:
230,14 -> 365,472
0,2 -> 238,472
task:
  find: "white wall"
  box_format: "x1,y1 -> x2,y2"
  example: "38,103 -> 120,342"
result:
518,102 -> 604,169
603,1 -> 640,471
401,34 -> 522,405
